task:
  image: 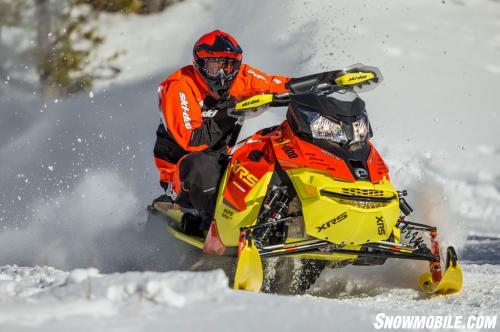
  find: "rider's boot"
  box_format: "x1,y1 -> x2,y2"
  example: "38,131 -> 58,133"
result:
180,213 -> 211,237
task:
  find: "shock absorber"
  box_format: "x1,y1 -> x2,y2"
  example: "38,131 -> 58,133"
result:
397,192 -> 425,248
267,189 -> 289,242
429,230 -> 442,282
255,186 -> 290,245
263,185 -> 282,211
398,190 -> 413,216
263,186 -> 288,221
399,223 -> 425,248
269,194 -> 289,221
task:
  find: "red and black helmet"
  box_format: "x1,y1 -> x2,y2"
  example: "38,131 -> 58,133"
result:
193,30 -> 243,97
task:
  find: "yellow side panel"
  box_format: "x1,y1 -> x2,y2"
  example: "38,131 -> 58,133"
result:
287,168 -> 400,246
393,227 -> 401,243
214,169 -> 274,247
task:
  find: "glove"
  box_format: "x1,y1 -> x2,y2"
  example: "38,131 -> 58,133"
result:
215,94 -> 236,110
213,95 -> 238,134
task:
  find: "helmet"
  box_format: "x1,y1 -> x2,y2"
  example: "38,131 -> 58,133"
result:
193,30 -> 242,97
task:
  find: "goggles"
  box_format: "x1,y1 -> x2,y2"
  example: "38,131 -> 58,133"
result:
203,58 -> 238,77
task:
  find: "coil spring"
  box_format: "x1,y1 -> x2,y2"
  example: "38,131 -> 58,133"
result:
399,223 -> 425,248
255,186 -> 289,245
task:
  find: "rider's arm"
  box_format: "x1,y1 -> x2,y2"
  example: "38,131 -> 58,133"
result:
159,81 -> 233,151
231,64 -> 290,97
285,70 -> 343,94
189,107 -> 237,149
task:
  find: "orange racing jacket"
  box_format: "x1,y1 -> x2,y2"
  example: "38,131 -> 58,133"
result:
154,64 -> 290,183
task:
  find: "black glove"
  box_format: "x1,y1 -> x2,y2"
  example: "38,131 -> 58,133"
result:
212,94 -> 238,134
215,94 -> 236,110
190,95 -> 238,149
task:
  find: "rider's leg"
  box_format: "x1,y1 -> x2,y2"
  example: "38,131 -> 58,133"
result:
172,151 -> 224,232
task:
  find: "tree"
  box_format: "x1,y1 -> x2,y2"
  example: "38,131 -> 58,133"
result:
75,0 -> 142,13
0,1 -> 26,80
1,0 -> 179,98
35,0 -> 120,97
77,0 -> 181,14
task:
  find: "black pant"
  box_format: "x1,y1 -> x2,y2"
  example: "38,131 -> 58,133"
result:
175,151 -> 225,220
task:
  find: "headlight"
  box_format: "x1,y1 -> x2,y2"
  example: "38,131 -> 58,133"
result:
352,115 -> 369,144
310,115 -> 348,144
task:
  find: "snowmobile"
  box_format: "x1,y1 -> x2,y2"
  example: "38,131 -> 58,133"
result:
147,64 -> 463,294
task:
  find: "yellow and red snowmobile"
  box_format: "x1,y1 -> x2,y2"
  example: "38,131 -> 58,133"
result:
147,64 -> 462,294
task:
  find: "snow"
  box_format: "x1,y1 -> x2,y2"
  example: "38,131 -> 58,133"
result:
1,0 -> 500,330
0,264 -> 499,331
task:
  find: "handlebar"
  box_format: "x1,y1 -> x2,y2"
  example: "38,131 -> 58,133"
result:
270,92 -> 291,107
233,65 -> 383,112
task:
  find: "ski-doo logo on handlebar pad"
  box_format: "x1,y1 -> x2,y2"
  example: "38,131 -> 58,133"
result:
317,212 -> 347,232
240,99 -> 260,108
349,73 -> 368,81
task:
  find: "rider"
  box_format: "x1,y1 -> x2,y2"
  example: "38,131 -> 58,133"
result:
154,30 -> 341,236
153,30 -> 290,235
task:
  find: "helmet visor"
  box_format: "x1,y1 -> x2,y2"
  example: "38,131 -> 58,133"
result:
204,58 -> 238,78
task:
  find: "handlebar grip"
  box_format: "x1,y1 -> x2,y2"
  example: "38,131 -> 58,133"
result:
270,99 -> 290,107
285,70 -> 342,93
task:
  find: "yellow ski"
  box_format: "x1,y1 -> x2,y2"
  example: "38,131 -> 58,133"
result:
418,247 -> 463,294
233,237 -> 263,292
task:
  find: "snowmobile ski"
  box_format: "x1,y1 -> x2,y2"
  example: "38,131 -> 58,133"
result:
418,246 -> 463,294
234,230 -> 263,292
150,202 -> 205,249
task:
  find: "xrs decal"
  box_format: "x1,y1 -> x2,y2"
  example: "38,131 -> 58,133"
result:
376,216 -> 386,235
179,92 -> 192,129
232,160 -> 259,187
317,212 -> 347,232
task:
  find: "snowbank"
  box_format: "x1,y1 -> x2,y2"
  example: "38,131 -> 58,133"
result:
0,264 -> 499,331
